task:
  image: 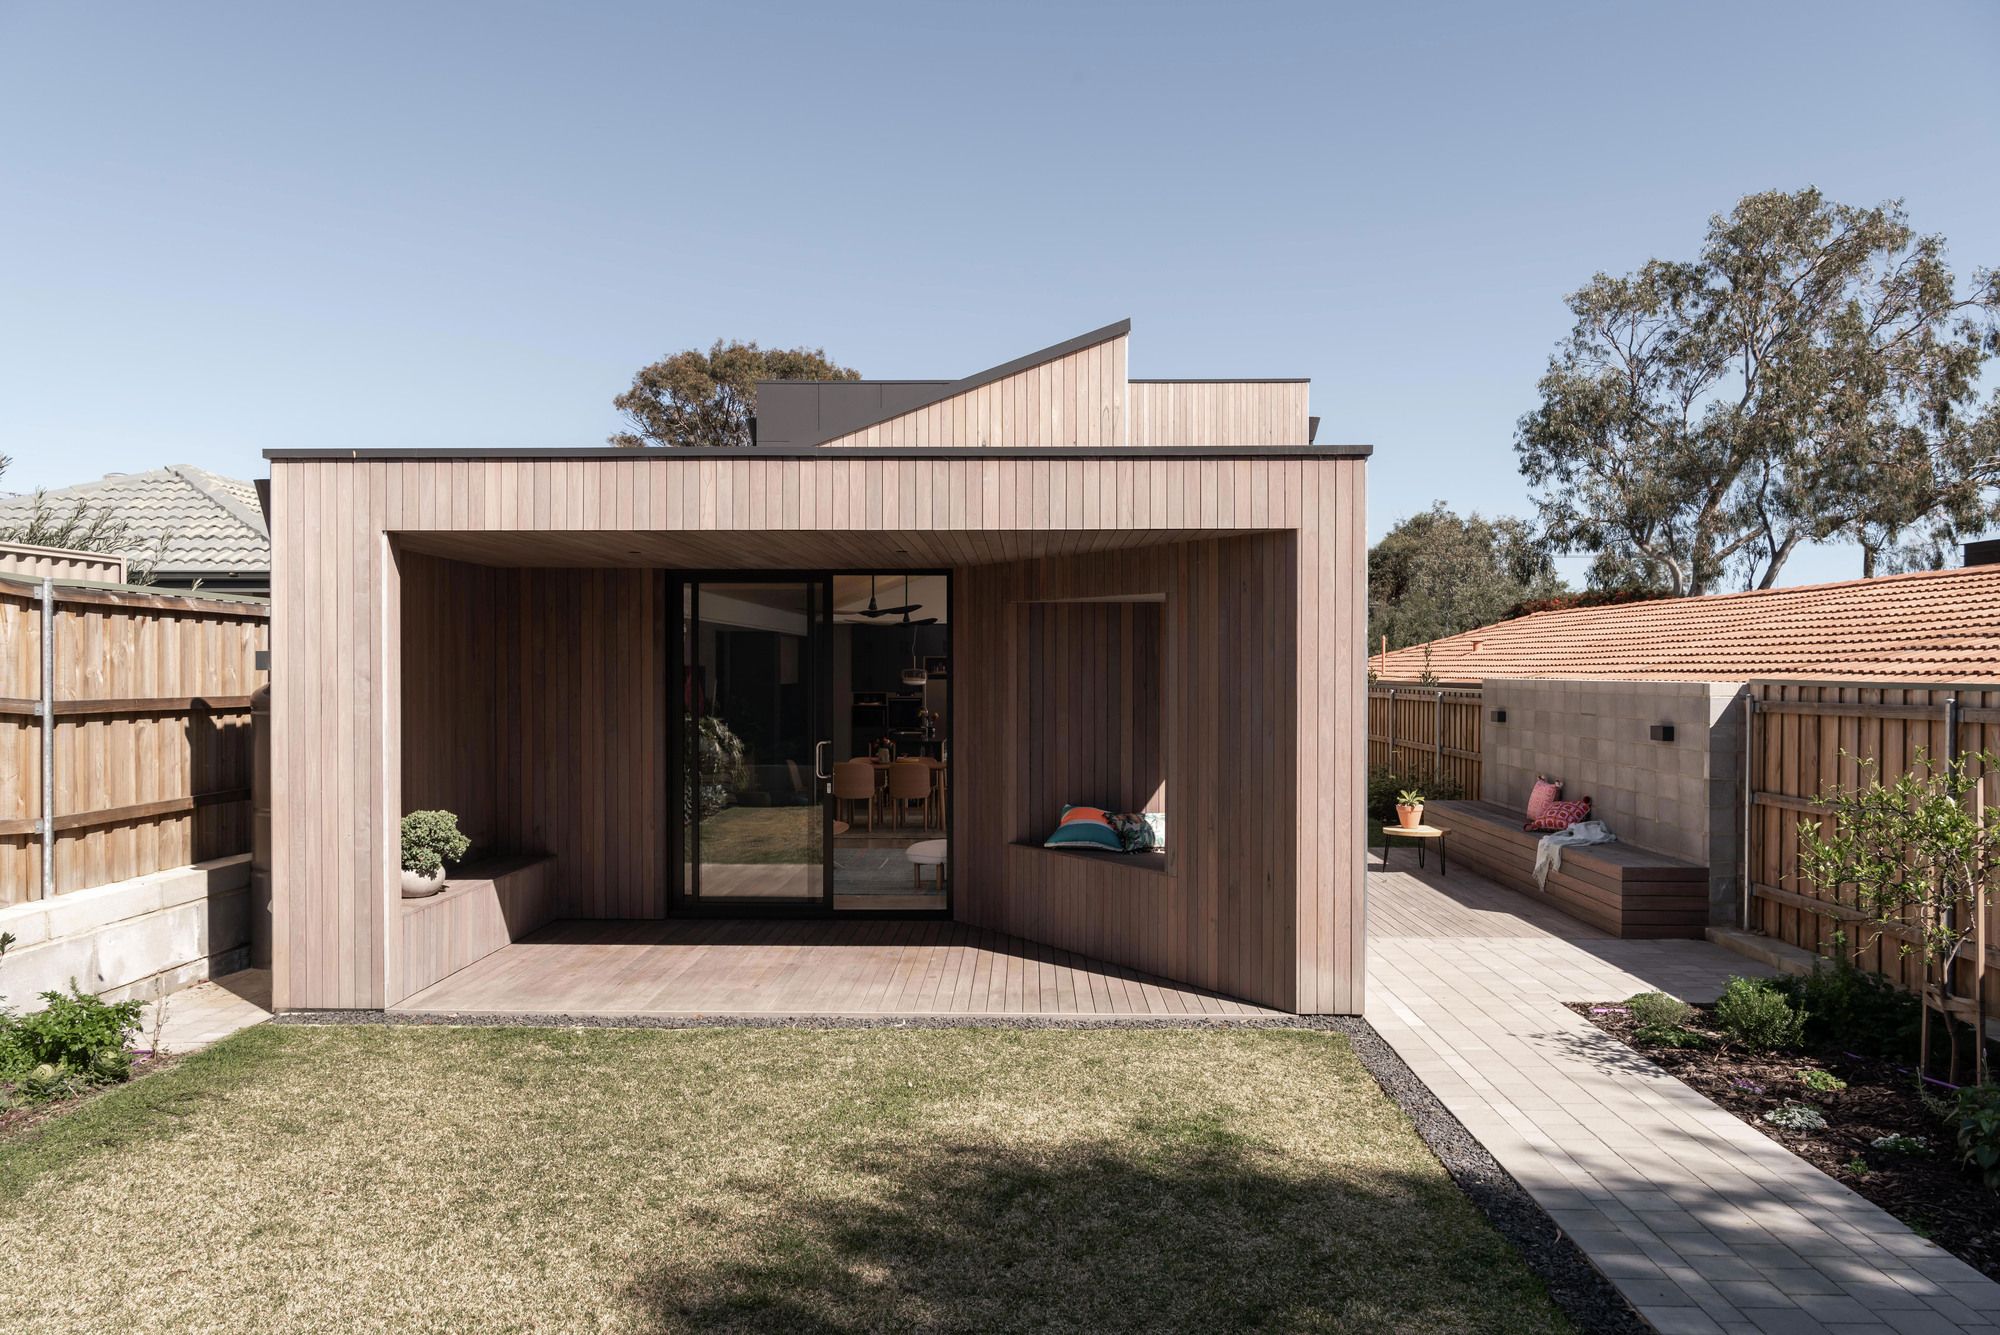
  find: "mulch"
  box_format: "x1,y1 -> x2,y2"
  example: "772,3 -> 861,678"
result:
1572,1001 -> 2000,1280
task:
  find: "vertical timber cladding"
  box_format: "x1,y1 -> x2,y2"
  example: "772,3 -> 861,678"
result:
399,551 -> 668,925
268,449 -> 1367,1012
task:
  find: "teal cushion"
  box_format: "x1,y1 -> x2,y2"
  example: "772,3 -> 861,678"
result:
1044,813 -> 1124,851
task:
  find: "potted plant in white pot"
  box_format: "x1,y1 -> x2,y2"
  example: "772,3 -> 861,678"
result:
401,809 -> 469,898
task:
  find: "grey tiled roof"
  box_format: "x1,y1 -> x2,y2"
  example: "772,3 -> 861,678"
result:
0,465 -> 269,577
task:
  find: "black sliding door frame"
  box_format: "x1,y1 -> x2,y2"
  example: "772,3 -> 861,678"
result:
666,568 -> 953,921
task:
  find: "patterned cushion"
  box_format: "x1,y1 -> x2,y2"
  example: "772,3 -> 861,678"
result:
1045,805 -> 1124,851
1526,797 -> 1591,832
1107,811 -> 1167,853
1524,776 -> 1563,829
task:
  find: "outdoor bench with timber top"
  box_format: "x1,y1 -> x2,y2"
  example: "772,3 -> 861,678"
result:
1423,799 -> 1708,939
397,853 -> 557,1001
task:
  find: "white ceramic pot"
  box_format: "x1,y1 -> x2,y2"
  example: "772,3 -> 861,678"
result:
401,867 -> 447,898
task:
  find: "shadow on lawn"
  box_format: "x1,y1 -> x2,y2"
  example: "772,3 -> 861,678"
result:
625,1127 -> 1563,1334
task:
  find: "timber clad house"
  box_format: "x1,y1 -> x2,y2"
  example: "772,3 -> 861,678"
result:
266,321 -> 1369,1015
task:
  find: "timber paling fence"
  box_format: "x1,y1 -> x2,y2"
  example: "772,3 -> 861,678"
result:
1367,682 -> 1483,799
1368,674 -> 2000,1013
1745,681 -> 2000,1020
0,574 -> 267,908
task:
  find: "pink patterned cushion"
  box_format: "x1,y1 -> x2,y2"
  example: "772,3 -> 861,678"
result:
1524,776 -> 1562,829
1526,797 -> 1592,833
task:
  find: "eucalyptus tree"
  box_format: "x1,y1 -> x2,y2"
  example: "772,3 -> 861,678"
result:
1517,189 -> 2000,594
610,340 -> 858,448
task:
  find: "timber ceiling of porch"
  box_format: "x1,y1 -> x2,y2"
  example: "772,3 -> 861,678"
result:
394,528 -> 1256,569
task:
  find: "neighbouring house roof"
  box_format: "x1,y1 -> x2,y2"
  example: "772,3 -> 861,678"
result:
0,464 -> 270,581
1372,564 -> 2000,685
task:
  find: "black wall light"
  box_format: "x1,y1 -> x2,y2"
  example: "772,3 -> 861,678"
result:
1649,724 -> 1676,742
1489,709 -> 1507,723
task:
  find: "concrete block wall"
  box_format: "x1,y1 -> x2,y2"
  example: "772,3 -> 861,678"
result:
0,855 -> 251,1008
1483,679 -> 1747,924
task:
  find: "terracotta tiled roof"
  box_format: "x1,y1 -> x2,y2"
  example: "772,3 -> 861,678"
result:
0,465 -> 268,579
1372,564 -> 2000,685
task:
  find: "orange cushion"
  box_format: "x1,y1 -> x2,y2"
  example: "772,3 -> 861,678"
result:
1059,805 -> 1112,826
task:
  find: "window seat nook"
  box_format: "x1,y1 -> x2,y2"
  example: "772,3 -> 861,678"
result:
1009,840 -> 1171,877
397,853 -> 558,1001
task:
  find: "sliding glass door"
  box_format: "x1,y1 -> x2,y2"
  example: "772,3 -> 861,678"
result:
677,578 -> 832,911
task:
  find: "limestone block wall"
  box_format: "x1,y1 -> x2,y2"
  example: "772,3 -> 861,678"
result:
0,855 -> 251,1007
1481,679 -> 1747,923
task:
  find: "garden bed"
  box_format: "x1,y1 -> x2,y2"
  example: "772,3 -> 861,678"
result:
1572,998 -> 2000,1279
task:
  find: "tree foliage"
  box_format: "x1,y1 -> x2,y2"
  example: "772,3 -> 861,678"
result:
611,340 -> 859,448
1367,503 -> 1563,651
1517,189 -> 2000,594
0,453 -> 159,581
1796,748 -> 2000,1084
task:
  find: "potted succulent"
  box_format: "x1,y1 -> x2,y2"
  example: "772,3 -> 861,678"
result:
400,809 -> 469,898
1394,787 -> 1426,830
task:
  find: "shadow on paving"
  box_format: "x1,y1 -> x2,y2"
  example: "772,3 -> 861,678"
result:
623,1131 -> 1571,1334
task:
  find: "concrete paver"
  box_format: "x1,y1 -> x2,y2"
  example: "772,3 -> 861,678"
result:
1369,859 -> 2000,1333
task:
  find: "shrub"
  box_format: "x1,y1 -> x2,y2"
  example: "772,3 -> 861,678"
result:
1780,961 -> 1921,1059
400,809 -> 470,877
1797,1068 -> 1847,1094
1947,1085 -> 2000,1190
1626,991 -> 1692,1030
8,986 -> 144,1073
1715,977 -> 1808,1052
1871,1133 -> 1931,1156
1762,1101 -> 1827,1132
1634,1024 -> 1709,1049
1366,768 -> 1462,825
0,985 -> 143,1104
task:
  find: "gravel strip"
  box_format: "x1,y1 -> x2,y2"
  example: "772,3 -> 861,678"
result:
1323,1017 -> 1650,1335
274,1007 -> 1645,1332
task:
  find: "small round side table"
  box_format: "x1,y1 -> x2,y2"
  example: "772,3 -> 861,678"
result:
1378,823 -> 1449,875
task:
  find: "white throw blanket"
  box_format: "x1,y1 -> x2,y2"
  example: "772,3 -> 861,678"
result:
1534,820 -> 1616,889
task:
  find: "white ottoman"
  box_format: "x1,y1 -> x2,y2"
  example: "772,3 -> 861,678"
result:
905,839 -> 947,890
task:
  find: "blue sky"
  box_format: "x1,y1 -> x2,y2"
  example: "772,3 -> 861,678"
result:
2,0 -> 1995,587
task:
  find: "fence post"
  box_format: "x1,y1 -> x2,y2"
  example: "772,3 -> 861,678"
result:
38,576 -> 55,900
1944,694 -> 1962,1001
1386,688 -> 1397,772
1433,689 -> 1444,782
1739,692 -> 1756,930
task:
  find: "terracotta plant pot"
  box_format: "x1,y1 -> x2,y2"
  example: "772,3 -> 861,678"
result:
401,867 -> 447,898
1395,803 -> 1424,829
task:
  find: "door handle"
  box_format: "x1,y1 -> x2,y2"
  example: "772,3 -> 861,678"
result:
814,740 -> 831,782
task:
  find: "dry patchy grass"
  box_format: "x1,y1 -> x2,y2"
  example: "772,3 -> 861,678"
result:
0,1025 -> 1571,1333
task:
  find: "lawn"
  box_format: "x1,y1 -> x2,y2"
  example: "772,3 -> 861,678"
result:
0,1025 -> 1572,1334
698,803 -> 818,864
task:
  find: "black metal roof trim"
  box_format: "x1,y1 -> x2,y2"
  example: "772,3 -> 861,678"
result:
264,443 -> 1371,461
792,318 -> 1134,445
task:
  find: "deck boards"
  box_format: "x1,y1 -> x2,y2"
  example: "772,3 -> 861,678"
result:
392,917 -> 1278,1017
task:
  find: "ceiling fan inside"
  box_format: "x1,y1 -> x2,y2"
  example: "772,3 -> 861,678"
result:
850,574 -> 918,619
898,574 -> 937,626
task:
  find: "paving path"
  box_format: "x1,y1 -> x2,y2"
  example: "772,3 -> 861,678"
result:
1369,858 -> 2000,1335
136,968 -> 271,1055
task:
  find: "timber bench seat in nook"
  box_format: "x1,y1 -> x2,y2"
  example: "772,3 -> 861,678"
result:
1422,799 -> 1707,940
397,854 -> 557,1001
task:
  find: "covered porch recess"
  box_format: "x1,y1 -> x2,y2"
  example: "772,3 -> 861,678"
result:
268,443 -> 1369,1016
395,919 -> 1281,1018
